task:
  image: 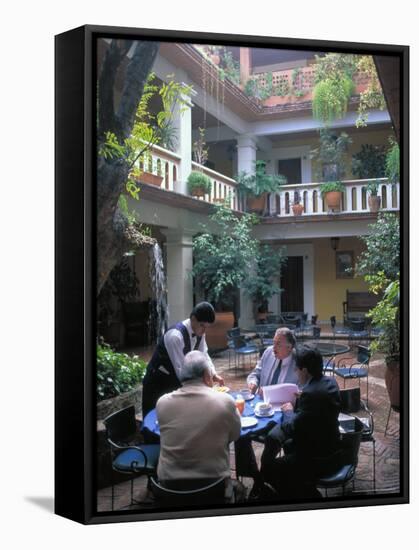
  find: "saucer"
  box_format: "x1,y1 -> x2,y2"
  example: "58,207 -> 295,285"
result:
242,394 -> 255,401
255,409 -> 275,418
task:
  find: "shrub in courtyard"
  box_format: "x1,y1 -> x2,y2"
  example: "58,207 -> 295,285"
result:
97,343 -> 147,400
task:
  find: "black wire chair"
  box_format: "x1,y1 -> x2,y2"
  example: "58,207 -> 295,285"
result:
103,405 -> 160,510
334,345 -> 372,405
150,476 -> 227,506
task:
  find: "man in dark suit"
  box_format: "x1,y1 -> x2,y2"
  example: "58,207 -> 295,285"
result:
262,345 -> 342,498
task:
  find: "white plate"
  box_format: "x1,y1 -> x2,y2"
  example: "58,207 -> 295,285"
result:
255,410 -> 275,418
241,417 -> 258,428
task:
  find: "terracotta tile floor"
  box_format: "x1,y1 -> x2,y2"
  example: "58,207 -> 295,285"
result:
97,340 -> 401,512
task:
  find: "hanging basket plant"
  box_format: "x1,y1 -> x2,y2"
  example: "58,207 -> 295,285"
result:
312,75 -> 354,123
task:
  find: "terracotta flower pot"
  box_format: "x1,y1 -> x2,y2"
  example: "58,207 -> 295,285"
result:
205,311 -> 234,351
138,172 -> 163,187
292,203 -> 304,216
247,194 -> 266,214
324,191 -> 342,211
368,195 -> 381,212
385,355 -> 400,409
191,186 -> 208,198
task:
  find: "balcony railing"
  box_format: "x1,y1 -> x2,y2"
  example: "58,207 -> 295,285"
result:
191,161 -> 242,210
137,144 -> 181,192
268,178 -> 399,217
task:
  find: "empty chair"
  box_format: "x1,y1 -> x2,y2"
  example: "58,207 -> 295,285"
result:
316,418 -> 363,496
340,387 -> 376,492
104,405 -> 160,510
334,346 -> 371,405
231,335 -> 259,370
150,476 -> 228,507
226,327 -> 241,368
348,318 -> 369,348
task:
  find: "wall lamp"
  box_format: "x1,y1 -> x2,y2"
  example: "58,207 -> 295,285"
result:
330,237 -> 340,251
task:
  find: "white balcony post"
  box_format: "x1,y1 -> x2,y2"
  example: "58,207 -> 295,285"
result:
173,86 -> 196,195
162,228 -> 194,326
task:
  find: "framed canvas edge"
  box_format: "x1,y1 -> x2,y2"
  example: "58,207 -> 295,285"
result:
55,24 -> 410,526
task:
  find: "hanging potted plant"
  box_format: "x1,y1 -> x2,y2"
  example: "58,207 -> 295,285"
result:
187,171 -> 212,198
366,180 -> 381,212
292,191 -> 304,216
237,160 -> 286,215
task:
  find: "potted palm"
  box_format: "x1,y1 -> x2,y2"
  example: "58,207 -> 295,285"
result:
237,160 -> 286,214
187,171 -> 212,198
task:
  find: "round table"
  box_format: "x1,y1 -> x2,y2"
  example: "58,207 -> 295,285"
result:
309,342 -> 350,357
142,392 -> 282,439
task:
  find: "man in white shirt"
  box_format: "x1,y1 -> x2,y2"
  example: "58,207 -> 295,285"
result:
142,302 -> 224,417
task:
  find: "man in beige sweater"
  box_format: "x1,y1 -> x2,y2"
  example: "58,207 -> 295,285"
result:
156,351 -> 242,498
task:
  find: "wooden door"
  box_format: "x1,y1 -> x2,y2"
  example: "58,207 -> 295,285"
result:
280,256 -> 304,312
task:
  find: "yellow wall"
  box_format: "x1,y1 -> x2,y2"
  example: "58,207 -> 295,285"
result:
313,237 -> 369,322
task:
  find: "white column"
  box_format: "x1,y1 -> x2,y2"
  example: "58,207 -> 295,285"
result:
162,228 -> 194,326
236,135 -> 257,175
173,87 -> 196,195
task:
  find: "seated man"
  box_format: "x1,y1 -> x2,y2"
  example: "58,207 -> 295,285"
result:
247,327 -> 299,394
156,351 -> 243,502
235,327 -> 299,497
261,346 -> 342,499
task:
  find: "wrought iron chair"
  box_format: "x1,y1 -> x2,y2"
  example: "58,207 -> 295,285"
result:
150,476 -> 227,506
334,345 -> 372,405
103,405 -> 160,510
348,318 -> 369,348
231,335 -> 259,370
226,327 -> 241,368
316,418 -> 363,497
340,387 -> 376,492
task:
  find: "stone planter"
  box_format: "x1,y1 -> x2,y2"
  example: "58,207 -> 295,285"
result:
247,194 -> 266,214
205,311 -> 234,351
385,355 -> 400,409
324,191 -> 342,211
292,203 -> 304,216
368,195 -> 381,212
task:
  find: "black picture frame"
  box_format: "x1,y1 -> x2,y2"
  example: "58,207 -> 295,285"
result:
55,24 -> 409,525
336,251 -> 354,279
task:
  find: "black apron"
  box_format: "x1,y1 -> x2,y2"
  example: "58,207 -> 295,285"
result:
142,322 -> 202,417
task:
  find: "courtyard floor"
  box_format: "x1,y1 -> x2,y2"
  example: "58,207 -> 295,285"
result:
97,339 -> 401,512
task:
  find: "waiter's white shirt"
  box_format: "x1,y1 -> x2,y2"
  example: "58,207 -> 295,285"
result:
163,318 -> 217,380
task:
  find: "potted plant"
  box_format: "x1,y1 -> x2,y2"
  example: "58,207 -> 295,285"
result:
192,203 -> 259,347
237,160 -> 286,214
187,171 -> 212,198
366,273 -> 400,409
243,244 -> 286,322
292,191 -> 304,216
320,181 -> 345,211
366,180 -> 381,212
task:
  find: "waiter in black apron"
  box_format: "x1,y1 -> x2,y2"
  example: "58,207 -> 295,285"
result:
142,302 -> 224,418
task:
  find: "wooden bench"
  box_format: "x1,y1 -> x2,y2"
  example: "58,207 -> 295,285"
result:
342,291 -> 380,326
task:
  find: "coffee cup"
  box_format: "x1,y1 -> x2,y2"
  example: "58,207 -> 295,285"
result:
240,389 -> 252,400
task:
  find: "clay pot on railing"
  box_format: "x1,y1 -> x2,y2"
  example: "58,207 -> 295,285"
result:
324,191 -> 342,211
247,194 -> 266,214
368,195 -> 381,213
137,171 -> 163,187
292,203 -> 304,216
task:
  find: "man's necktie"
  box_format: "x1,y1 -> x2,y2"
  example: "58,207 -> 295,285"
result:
271,359 -> 282,385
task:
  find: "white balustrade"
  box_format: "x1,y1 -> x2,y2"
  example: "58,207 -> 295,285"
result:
273,178 -> 399,217
137,144 -> 181,192
191,161 -> 242,211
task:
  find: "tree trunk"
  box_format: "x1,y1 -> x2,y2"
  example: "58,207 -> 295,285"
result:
96,39 -> 159,295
